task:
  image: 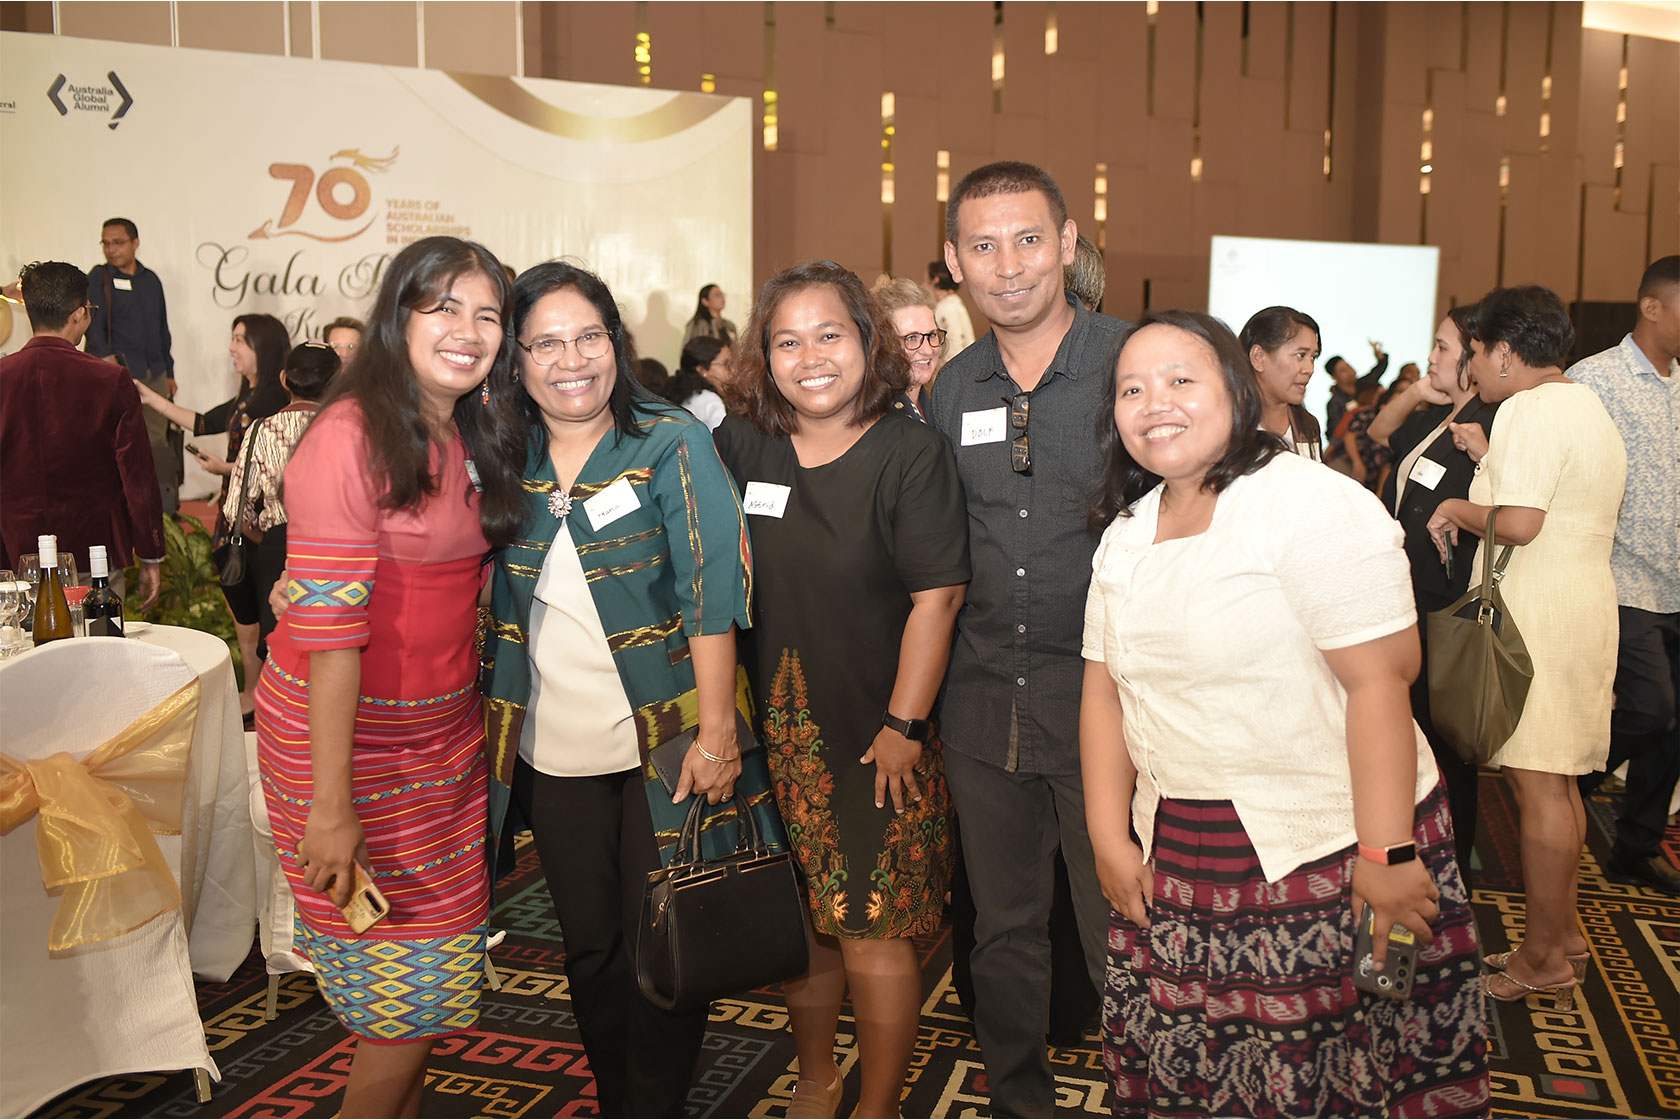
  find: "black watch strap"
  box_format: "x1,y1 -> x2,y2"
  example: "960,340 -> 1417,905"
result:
881,711 -> 931,741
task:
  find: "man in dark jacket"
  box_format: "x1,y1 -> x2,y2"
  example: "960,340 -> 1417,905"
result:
2,260 -> 164,606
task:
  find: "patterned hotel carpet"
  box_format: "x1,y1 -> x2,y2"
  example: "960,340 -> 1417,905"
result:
36,776 -> 1680,1119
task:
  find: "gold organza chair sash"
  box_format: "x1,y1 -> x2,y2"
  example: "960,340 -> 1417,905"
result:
0,678 -> 200,951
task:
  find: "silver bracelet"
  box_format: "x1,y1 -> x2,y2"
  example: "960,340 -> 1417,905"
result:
696,742 -> 740,765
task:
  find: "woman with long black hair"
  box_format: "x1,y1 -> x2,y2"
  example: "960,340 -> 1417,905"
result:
682,282 -> 737,348
1239,305 -> 1325,460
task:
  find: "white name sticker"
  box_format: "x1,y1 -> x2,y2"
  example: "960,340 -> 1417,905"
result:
584,476 -> 641,530
1407,456 -> 1447,491
961,406 -> 1008,446
112,276 -> 133,291
742,481 -> 791,518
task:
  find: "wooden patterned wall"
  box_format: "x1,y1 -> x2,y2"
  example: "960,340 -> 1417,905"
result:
6,1 -> 1676,320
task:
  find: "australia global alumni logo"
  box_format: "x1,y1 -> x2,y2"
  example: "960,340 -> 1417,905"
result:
47,71 -> 133,129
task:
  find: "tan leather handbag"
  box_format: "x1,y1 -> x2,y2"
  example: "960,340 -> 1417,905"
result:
1426,507 -> 1534,765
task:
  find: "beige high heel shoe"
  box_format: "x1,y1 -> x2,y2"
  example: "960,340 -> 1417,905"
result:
1484,947 -> 1590,987
1481,969 -> 1581,1011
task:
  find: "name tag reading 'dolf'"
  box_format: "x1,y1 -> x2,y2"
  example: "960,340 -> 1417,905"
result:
1407,457 -> 1447,491
962,407 -> 1008,446
742,481 -> 791,518
584,476 -> 641,530
112,276 -> 134,291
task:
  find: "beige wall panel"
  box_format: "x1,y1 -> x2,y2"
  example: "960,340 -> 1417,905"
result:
1534,154 -> 1585,298
0,3 -> 56,33
1424,3 -> 1465,74
646,2 -> 702,92
1502,151 -> 1546,284
285,1 -> 313,57
1375,109 -> 1421,244
1193,181 -> 1240,257
1286,1 -> 1330,136
1106,160 -> 1151,270
1649,166 -> 1679,263
786,151 -> 836,268
1000,0 -> 1048,119
59,1 -> 171,45
1580,183 -> 1647,299
1275,128 -> 1327,240
1452,111 -> 1504,301
424,2 -> 516,76
1054,1 -> 1104,63
1141,116 -> 1195,254
823,30 -> 884,278
1244,0 -> 1286,82
1545,2 -> 1584,155
993,112 -> 1051,168
1426,69 -> 1468,255
565,3 -> 635,85
1151,2 -> 1195,121
936,6 -> 993,155
880,3 -> 944,99
700,3 -> 761,83
773,2 -> 827,155
1235,74 -> 1286,181
754,143 -> 793,285
531,2 -> 568,78
317,3 -> 418,67
1199,4 -> 1244,179
889,94 -> 940,275
1462,3 -> 1503,112
1502,5 -> 1548,157
1623,36 -> 1680,215
1376,4 -> 1429,108
178,2 -> 285,55
1046,57 -> 1099,229
1094,4 -> 1147,145
1575,27 -> 1621,186
833,1 -> 884,36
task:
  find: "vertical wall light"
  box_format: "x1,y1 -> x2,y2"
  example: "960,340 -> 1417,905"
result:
936,149 -> 951,253
1495,2 -> 1509,115
1497,156 -> 1511,285
1613,35 -> 1628,207
701,73 -> 716,94
634,1 -> 650,85
1146,0 -> 1160,117
1094,162 -> 1109,252
882,92 -> 896,275
992,2 -> 1005,112
763,3 -> 778,151
1419,79 -> 1434,243
1191,3 -> 1204,181
1045,3 -> 1058,54
1538,4 -> 1555,152
1323,2 -> 1338,178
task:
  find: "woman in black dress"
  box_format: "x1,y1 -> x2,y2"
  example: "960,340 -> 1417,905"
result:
714,261 -> 969,1119
1365,305 -> 1499,886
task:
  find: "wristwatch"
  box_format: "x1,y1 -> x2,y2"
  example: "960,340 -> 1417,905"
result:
881,711 -> 931,742
1357,841 -> 1417,865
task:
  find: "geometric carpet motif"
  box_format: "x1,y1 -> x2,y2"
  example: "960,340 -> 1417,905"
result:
33,775 -> 1680,1118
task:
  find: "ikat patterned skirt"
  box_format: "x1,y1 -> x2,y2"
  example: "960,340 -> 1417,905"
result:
1103,784 -> 1490,1118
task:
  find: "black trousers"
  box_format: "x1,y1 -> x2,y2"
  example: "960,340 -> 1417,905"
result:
1412,594 -> 1480,891
512,760 -> 707,1117
1579,607 -> 1680,859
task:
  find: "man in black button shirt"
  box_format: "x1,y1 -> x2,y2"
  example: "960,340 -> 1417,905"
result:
928,161 -> 1128,1117
86,217 -> 181,512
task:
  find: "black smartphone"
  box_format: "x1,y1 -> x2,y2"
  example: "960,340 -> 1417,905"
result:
185,443 -> 203,456
1443,536 -> 1455,582
1353,903 -> 1419,1000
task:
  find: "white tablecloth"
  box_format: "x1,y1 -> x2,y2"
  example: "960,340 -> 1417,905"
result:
130,624 -> 258,979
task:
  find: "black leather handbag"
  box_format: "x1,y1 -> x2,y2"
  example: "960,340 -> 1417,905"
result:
214,418 -> 263,588
635,793 -> 809,1013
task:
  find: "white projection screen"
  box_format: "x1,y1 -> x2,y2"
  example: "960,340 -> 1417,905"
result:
1207,236 -> 1441,430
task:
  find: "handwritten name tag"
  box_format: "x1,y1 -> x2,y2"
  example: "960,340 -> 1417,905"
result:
112,276 -> 133,291
584,476 -> 641,530
961,407 -> 1008,446
1407,456 -> 1447,491
742,481 -> 791,518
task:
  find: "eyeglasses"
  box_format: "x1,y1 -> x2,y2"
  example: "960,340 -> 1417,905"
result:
901,329 -> 948,352
518,331 -> 612,364
1006,392 -> 1031,475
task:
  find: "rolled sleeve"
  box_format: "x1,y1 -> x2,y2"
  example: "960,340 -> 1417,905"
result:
279,409 -> 378,650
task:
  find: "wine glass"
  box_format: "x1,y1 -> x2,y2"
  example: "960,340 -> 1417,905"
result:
0,570 -> 25,656
16,553 -> 39,619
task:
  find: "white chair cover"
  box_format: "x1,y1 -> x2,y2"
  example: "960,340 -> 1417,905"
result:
244,730 -> 313,976
0,638 -> 220,1115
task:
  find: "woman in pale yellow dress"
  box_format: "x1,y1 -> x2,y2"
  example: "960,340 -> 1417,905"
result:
1427,285 -> 1627,1007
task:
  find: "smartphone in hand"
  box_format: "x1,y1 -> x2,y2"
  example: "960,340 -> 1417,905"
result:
1353,903 -> 1419,1000
339,863 -> 391,934
1443,536 -> 1455,582
185,443 -> 203,456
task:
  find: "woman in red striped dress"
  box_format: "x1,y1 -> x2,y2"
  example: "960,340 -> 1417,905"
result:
255,237 -> 526,1116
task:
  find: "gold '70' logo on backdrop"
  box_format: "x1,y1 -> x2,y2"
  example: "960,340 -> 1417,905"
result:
249,148 -> 399,242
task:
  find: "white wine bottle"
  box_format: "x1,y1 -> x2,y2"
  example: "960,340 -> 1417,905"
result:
32,535 -> 74,645
84,545 -> 126,638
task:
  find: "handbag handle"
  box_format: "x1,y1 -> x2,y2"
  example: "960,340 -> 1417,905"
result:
228,417 -> 264,546
1476,507 -> 1518,623
675,792 -> 767,868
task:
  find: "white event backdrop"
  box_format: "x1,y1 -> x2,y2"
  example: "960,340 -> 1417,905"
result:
1206,235 -> 1442,430
0,32 -> 752,497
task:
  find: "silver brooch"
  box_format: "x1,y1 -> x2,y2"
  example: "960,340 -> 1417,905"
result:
548,490 -> 573,519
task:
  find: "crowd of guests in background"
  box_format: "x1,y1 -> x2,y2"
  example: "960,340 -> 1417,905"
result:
2,163 -> 1676,1120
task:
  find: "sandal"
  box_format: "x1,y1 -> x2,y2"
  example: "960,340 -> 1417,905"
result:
785,1069 -> 843,1119
1484,947 -> 1590,986
1481,969 -> 1579,1011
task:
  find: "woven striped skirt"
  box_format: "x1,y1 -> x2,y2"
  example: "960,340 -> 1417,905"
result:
256,659 -> 490,1043
1103,784 -> 1490,1118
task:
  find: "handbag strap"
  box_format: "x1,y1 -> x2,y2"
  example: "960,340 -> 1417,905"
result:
675,792 -> 765,866
1477,507 -> 1518,621
229,417 -> 264,544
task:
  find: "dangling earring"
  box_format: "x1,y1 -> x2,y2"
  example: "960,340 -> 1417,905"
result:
1498,356 -> 1510,378
481,379 -> 491,404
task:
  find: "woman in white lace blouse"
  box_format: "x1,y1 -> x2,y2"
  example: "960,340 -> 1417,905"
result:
224,341 -> 341,651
